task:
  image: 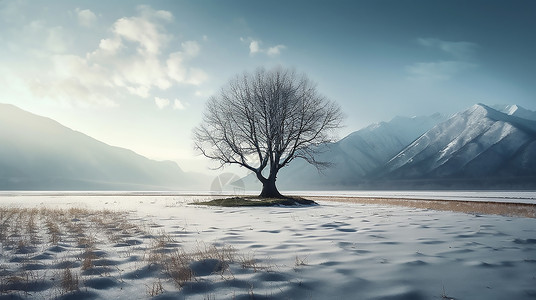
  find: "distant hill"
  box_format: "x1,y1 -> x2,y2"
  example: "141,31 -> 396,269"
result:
245,103 -> 536,190
0,103 -> 207,190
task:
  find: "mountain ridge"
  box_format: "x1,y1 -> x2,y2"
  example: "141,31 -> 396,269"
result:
255,103 -> 536,190
0,103 -> 206,190
376,103 -> 536,188
272,113 -> 447,189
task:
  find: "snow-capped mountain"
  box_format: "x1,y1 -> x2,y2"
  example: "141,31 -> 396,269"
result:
268,103 -> 536,190
274,113 -> 446,189
380,104 -> 536,187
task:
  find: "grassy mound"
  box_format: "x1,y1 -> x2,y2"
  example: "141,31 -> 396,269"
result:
191,196 -> 317,207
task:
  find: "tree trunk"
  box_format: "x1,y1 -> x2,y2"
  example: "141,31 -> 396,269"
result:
259,177 -> 283,198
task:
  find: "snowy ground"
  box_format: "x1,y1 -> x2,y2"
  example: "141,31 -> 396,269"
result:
0,192 -> 535,299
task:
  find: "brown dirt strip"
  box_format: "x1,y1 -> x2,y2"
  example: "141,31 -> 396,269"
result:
307,196 -> 536,218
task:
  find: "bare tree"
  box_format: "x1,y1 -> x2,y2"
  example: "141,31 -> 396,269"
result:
193,67 -> 343,198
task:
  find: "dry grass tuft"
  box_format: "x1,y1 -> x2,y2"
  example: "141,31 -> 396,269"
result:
192,242 -> 236,263
60,267 -> 79,293
0,206 -> 279,297
145,239 -> 246,288
146,279 -> 165,297
164,249 -> 194,287
81,247 -> 96,271
0,207 -> 145,296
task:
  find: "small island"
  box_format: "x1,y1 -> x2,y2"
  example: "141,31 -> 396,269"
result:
192,196 -> 317,207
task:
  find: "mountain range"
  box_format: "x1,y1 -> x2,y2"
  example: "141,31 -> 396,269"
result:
271,113 -> 447,189
1,102 -> 535,191
0,103 -> 207,190
270,103 -> 536,190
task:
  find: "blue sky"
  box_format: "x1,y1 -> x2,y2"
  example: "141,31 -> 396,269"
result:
1,0 -> 535,174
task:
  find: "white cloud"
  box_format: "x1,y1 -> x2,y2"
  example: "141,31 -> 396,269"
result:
185,68 -> 208,86
267,45 -> 286,56
154,96 -> 170,109
167,52 -> 187,82
119,56 -> 171,96
98,37 -> 122,53
16,6 -> 208,108
173,99 -> 185,110
417,38 -> 478,59
126,85 -> 149,98
406,61 -> 477,81
181,41 -> 200,57
113,16 -> 168,56
154,97 -> 186,110
241,37 -> 285,56
76,8 -> 97,28
154,10 -> 173,21
137,5 -> 174,22
249,40 -> 261,54
167,49 -> 206,85
36,54 -> 119,107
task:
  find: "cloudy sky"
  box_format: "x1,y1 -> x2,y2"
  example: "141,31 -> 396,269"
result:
1,0 -> 535,174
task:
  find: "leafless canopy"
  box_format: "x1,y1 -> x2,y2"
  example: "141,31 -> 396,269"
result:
193,67 -> 343,197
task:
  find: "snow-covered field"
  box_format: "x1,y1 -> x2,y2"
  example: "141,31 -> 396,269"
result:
1,192 -> 535,299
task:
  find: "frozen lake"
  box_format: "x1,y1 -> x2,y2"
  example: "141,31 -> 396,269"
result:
0,191 -> 535,299
1,190 -> 535,204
